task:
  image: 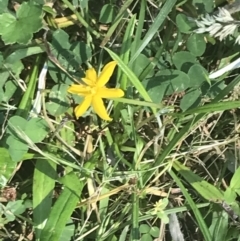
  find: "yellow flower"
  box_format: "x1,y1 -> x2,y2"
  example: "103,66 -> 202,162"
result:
68,61 -> 124,121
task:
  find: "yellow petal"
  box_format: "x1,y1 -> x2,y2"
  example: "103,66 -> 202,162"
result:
74,96 -> 92,119
92,96 -> 112,121
97,61 -> 117,87
68,84 -> 91,96
82,78 -> 95,86
97,87 -> 124,98
83,68 -> 97,85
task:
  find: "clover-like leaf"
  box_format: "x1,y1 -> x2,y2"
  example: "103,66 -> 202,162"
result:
0,148 -> 16,187
6,116 -> 49,162
0,0 -> 9,14
0,2 -> 43,44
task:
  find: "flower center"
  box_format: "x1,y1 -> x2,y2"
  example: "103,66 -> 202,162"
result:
90,86 -> 98,95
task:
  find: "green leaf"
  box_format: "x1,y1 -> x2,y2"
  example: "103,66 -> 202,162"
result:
3,81 -> 18,103
206,80 -> 226,99
100,0 -> 133,47
42,5 -> 57,17
5,46 -> 44,64
4,200 -> 27,222
169,170 -> 212,241
224,187 -> 236,204
59,114 -> 75,146
117,14 -> 136,91
176,14 -> 196,34
0,2 -> 43,44
173,160 -> 224,201
0,61 -> 24,102
6,135 -> 29,162
139,224 -> 150,233
188,64 -> 209,87
6,200 -> 26,215
25,118 -> 49,143
99,4 -> 116,23
46,84 -> 70,116
6,116 -> 49,161
226,228 -> 240,240
172,51 -> 198,72
33,0 -> 45,4
142,69 -> 190,103
48,61 -> 75,85
132,54 -> 154,78
187,34 -> 206,56
5,60 -> 24,77
157,212 -> 169,223
228,202 -> 240,217
113,97 -> 165,109
230,167 -> 240,192
143,74 -> 240,185
180,89 -> 201,111
0,148 -> 16,187
52,29 -> 92,68
183,101 -> 240,115
72,0 -> 88,9
104,48 -> 156,114
164,70 -> 191,95
0,69 -> 8,88
17,56 -> 40,116
209,211 -> 228,241
0,0 -> 9,14
193,0 -> 214,13
52,29 -> 71,49
40,172 -> 83,241
71,41 -> 92,65
141,233 -> 152,241
129,0 -> 178,64
33,159 -> 57,239
59,220 -> 75,241
48,29 -> 88,84
0,88 -> 4,102
8,116 -> 49,143
149,227 -> 160,237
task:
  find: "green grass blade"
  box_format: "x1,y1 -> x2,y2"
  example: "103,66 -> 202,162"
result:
33,159 -> 57,240
214,75 -> 240,102
169,170 -> 212,241
103,202 -> 210,239
130,0 -> 146,55
0,148 -> 17,186
183,101 -> 240,115
143,113 -> 205,184
114,14 -> 136,118
131,192 -> 139,241
100,0 -> 135,47
61,0 -> 100,38
138,19 -> 174,81
119,225 -> 129,241
40,171 -> 83,241
129,0 -> 178,64
131,109 -> 140,241
104,48 -> 156,114
209,211 -> 228,241
173,160 -> 224,201
16,56 -> 41,118
118,14 -> 136,90
143,74 -> 240,184
5,45 -> 44,64
111,97 -> 165,109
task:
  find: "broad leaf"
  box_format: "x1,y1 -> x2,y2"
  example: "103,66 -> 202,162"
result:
0,2 -> 43,44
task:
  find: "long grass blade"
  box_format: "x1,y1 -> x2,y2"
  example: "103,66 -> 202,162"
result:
169,170 -> 212,241
129,0 -> 178,64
